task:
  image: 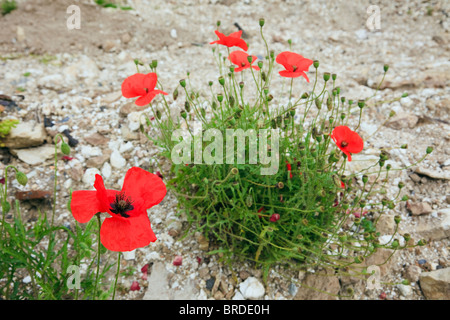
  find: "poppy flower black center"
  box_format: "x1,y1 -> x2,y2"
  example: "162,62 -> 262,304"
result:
241,62 -> 246,67
341,141 -> 348,148
110,192 -> 134,218
293,65 -> 298,72
144,88 -> 149,93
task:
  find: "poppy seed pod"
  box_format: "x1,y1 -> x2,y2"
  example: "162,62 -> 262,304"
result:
218,76 -> 225,86
403,233 -> 411,242
383,64 -> 389,72
217,93 -> 224,102
151,59 -> 158,68
179,79 -> 186,88
258,61 -> 263,69
417,239 -> 427,246
259,18 -> 265,27
208,81 -> 213,86
402,92 -> 408,98
301,92 -> 309,99
216,20 -> 221,27
323,72 -> 330,82
239,81 -> 244,89
2,201 -> 11,214
358,100 -> 365,109
332,73 -> 337,81
180,110 -> 187,119
394,215 -> 401,224
426,146 -> 433,154
313,60 -> 319,68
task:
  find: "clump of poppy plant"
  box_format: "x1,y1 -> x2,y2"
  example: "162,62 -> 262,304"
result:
129,19 -> 434,290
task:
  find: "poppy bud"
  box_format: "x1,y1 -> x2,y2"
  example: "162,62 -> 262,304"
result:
323,72 -> 330,82
348,99 -> 354,106
217,94 -> 223,103
180,110 -> 187,119
383,64 -> 389,72
335,87 -> 341,95
267,94 -> 273,102
2,201 -> 11,214
391,239 -> 399,248
417,239 -> 427,246
184,101 -> 191,112
263,87 -> 269,95
179,79 -> 186,88
229,66 -> 235,73
389,110 -> 396,117
403,233 -> 411,242
354,256 -> 364,263
386,164 -> 392,170
216,20 -> 221,27
287,39 -> 292,46
341,96 -> 346,103
16,171 -> 28,186
218,76 -> 225,86
61,142 -> 71,155
402,92 -> 408,98
401,195 -> 409,201
313,60 -> 319,68
362,175 -> 368,184
290,108 -> 295,116
328,116 -> 334,125
398,182 -> 404,189
301,92 -> 309,99
258,61 -> 263,69
211,101 -> 217,110
315,98 -> 321,110
332,89 -> 337,96
151,59 -> 158,68
261,71 -> 266,82
340,113 -> 346,120
401,144 -> 408,149
229,95 -> 235,107
245,195 -> 253,207
394,215 -> 401,224
201,108 -> 206,118
173,87 -> 179,101
270,50 -> 275,60
239,81 -> 244,89
332,73 -> 337,81
259,18 -> 265,27
426,146 -> 433,154
271,119 -> 277,129
387,201 -> 395,210
156,110 -> 162,120
358,100 -> 365,109
379,159 -> 385,167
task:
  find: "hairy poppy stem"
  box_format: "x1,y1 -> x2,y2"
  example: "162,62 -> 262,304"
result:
112,252 -> 121,300
94,213 -> 101,300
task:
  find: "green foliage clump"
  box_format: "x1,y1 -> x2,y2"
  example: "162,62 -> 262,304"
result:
0,0 -> 16,16
137,21 -> 433,284
0,119 -> 19,143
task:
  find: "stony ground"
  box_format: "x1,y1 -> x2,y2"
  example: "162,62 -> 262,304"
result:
0,0 -> 449,300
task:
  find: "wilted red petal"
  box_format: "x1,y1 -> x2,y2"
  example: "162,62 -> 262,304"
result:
100,213 -> 157,252
141,264 -> 149,274
130,281 -> 140,291
173,255 -> 183,266
270,213 -> 280,222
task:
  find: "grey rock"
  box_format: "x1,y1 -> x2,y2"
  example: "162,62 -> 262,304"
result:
3,120 -> 46,149
419,267 -> 450,300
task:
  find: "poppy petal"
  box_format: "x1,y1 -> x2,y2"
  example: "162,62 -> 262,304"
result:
122,167 -> 167,210
71,190 -> 101,223
142,73 -> 158,92
100,213 -> 157,252
121,73 -> 147,98
134,90 -> 168,106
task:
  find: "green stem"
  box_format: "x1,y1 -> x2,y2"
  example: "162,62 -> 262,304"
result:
112,252 -> 121,300
94,213 -> 101,300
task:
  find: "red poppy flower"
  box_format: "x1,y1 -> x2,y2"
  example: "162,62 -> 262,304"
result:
210,30 -> 248,51
70,167 -> 167,252
270,213 -> 280,222
330,126 -> 364,162
121,73 -> 168,107
275,51 -> 314,82
228,51 -> 260,72
286,161 -> 293,179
